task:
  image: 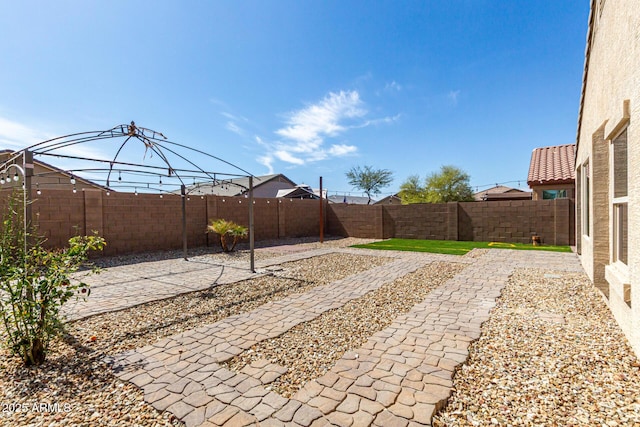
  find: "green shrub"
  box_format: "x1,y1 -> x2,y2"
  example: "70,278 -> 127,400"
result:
0,192 -> 105,366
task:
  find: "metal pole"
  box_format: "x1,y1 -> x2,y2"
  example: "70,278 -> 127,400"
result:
319,176 -> 324,243
249,176 -> 255,273
205,194 -> 210,247
181,184 -> 188,260
23,150 -> 33,255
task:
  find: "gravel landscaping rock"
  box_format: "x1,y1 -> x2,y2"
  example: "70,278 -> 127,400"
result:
433,268 -> 640,427
0,246 -> 388,427
3,238 -> 639,427
223,261 -> 465,398
93,237 -> 376,268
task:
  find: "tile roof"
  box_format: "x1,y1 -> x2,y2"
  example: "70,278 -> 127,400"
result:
527,144 -> 575,186
473,185 -> 527,201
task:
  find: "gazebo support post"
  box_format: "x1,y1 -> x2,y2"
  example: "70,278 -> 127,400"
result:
319,176 -> 323,243
249,176 -> 255,272
23,150 -> 34,251
181,184 -> 188,260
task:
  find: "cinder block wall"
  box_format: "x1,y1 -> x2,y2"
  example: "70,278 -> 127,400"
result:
0,189 -> 575,255
458,199 -> 575,245
382,203 -> 451,240
33,190 -> 87,248
325,204 -> 383,238
2,190 -> 323,255
327,200 -> 575,246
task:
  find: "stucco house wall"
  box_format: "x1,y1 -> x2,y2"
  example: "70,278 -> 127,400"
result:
530,183 -> 575,201
528,144 -> 576,201
575,0 -> 640,356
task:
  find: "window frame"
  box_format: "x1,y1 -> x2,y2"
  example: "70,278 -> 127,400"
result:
581,160 -> 590,238
610,128 -> 628,267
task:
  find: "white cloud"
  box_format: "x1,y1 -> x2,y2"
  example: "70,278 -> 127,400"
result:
385,81 -> 402,92
269,90 -> 366,166
306,150 -> 328,162
276,90 -> 366,145
0,116 -> 121,171
257,154 -> 274,174
358,114 -> 402,128
274,150 -> 305,165
221,111 -> 249,123
252,89 -> 396,173
447,90 -> 461,106
209,98 -> 228,108
221,111 -> 250,137
0,116 -> 52,149
226,121 -> 244,136
328,144 -> 357,156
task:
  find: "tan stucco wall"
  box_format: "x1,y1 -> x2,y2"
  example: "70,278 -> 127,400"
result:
530,183 -> 575,201
575,0 -> 640,356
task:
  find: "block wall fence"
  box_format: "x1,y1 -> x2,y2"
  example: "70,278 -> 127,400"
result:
0,189 -> 574,256
327,199 -> 575,246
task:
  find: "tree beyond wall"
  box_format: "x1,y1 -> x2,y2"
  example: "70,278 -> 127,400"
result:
0,190 -> 574,255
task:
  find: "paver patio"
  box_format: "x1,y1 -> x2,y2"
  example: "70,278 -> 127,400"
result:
64,248 -> 335,321
80,244 -> 583,426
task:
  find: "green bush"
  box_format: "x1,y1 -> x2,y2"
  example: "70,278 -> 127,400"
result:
206,218 -> 248,252
0,192 -> 105,366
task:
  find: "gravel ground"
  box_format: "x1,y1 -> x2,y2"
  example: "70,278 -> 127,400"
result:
0,246 -> 389,427
92,236 -> 376,268
433,268 -> 640,427
3,239 -> 640,427
223,261 -> 465,397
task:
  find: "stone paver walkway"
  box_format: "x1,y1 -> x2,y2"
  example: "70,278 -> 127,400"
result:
65,248 -> 336,321
99,246 -> 583,426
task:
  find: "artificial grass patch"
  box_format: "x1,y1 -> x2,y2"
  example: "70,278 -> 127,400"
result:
351,238 -> 572,255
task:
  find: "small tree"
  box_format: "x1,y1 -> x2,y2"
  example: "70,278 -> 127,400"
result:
0,191 -> 105,366
207,219 -> 248,252
424,165 -> 474,203
345,165 -> 393,204
399,165 -> 474,204
399,174 -> 427,204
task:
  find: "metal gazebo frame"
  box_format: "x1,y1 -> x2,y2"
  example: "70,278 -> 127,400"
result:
0,121 -> 258,271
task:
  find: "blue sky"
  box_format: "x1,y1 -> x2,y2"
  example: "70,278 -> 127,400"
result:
0,1 -> 589,198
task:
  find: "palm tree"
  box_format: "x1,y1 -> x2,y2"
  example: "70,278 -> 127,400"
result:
206,219 -> 248,252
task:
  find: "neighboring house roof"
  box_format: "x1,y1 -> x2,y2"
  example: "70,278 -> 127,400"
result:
473,185 -> 528,201
374,194 -> 402,205
0,149 -> 108,191
185,174 -> 296,197
527,144 -> 576,186
480,192 -> 532,201
328,195 -> 374,204
276,184 -> 326,199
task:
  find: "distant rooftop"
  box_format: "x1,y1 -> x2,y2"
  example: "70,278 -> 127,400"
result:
527,144 -> 575,186
276,184 -> 326,199
327,195 -> 373,204
185,174 -> 295,197
473,185 -> 528,201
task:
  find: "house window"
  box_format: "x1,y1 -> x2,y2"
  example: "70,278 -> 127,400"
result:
582,161 -> 590,237
542,189 -> 567,200
612,129 -> 628,265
